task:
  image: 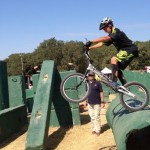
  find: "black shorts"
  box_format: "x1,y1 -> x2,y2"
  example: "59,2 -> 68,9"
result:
117,56 -> 134,70
116,50 -> 136,70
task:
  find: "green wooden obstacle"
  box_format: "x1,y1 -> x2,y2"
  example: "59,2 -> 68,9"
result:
25,70 -> 81,127
106,95 -> 150,150
51,70 -> 80,127
8,76 -> 26,107
0,61 -> 9,110
0,105 -> 27,143
0,61 -> 27,143
25,60 -> 55,150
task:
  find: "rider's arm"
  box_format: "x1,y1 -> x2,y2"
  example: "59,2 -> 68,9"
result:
89,42 -> 103,50
91,36 -> 111,43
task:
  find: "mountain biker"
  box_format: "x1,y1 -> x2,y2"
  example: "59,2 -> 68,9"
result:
85,17 -> 139,89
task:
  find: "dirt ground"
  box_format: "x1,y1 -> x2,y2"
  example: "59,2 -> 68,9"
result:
0,95 -> 117,150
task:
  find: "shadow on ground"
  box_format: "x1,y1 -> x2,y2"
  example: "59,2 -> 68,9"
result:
101,123 -> 110,134
46,127 -> 70,150
99,145 -> 117,150
80,113 -> 91,125
0,125 -> 28,149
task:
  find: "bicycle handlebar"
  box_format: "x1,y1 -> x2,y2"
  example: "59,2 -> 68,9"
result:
83,47 -> 93,64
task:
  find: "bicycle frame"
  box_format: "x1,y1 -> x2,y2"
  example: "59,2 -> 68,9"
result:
80,51 -> 136,98
82,51 -> 113,85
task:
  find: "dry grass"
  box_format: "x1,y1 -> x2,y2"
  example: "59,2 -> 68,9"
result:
46,107 -> 116,150
0,95 -> 117,150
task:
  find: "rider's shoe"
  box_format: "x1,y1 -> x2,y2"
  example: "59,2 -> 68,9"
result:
110,82 -> 119,91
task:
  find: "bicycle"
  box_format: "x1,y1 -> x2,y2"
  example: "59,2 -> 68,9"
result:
60,47 -> 149,111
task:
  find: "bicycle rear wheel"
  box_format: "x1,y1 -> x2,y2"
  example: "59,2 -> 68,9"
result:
120,82 -> 149,111
60,73 -> 90,103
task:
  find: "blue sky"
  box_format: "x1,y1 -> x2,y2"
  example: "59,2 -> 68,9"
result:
0,0 -> 150,60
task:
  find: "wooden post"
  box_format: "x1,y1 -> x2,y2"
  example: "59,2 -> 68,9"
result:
0,61 -> 9,110
25,60 -> 55,150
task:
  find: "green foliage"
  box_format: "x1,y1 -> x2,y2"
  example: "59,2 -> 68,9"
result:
130,41 -> 150,70
5,54 -> 23,76
5,38 -> 150,76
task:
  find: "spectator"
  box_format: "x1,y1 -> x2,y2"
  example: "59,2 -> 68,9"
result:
87,71 -> 105,136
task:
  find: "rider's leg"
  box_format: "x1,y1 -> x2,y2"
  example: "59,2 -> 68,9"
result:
118,69 -> 127,85
111,56 -> 118,82
117,55 -> 134,85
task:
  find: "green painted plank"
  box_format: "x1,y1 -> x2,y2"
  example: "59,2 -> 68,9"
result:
26,89 -> 34,99
25,60 -> 55,150
50,70 -> 73,127
49,108 -> 73,127
0,61 -> 9,110
32,74 -> 40,94
0,104 -> 27,143
71,108 -> 81,125
8,76 -> 26,107
49,110 -> 59,127
25,69 -> 81,129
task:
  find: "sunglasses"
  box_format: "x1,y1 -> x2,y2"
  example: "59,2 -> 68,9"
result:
88,74 -> 94,77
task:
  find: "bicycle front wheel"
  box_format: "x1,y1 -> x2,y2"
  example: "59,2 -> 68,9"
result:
60,73 -> 90,103
120,82 -> 149,111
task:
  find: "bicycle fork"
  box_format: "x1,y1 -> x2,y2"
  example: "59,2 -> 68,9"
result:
75,72 -> 88,90
118,86 -> 137,98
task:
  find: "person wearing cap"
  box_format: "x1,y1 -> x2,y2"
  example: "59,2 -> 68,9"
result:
85,17 -> 139,90
87,71 -> 105,136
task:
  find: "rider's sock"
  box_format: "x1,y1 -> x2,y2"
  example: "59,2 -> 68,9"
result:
111,64 -> 118,82
118,70 -> 127,85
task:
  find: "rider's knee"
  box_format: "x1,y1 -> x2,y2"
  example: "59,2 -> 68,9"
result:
111,56 -> 118,64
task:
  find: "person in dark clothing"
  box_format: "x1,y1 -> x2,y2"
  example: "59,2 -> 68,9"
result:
85,17 -> 139,89
87,71 -> 105,136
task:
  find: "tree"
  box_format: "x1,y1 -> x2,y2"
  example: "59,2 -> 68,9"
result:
5,38 -> 150,76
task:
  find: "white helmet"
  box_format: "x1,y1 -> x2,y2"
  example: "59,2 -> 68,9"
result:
99,17 -> 113,30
